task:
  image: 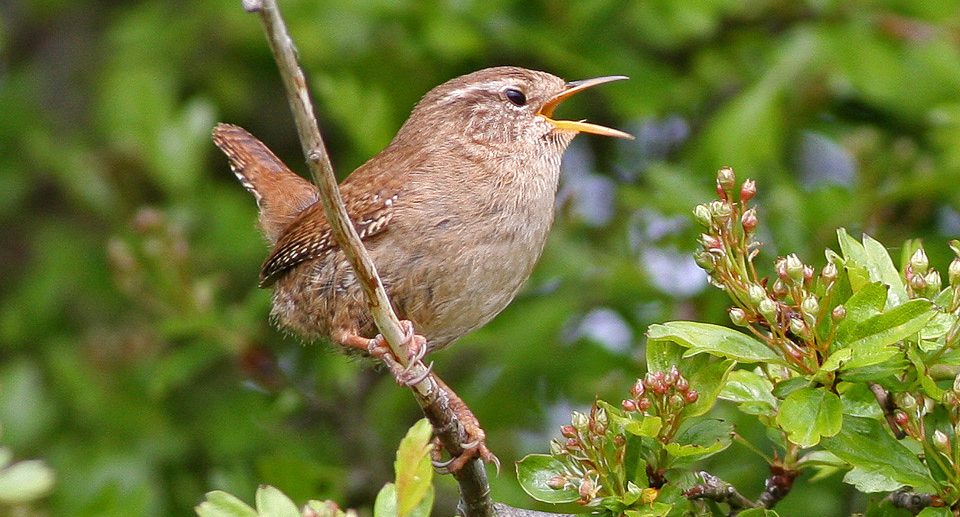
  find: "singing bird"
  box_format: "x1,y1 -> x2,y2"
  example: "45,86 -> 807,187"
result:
213,66 -> 630,469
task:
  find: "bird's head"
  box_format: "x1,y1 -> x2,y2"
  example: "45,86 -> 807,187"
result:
396,66 -> 631,157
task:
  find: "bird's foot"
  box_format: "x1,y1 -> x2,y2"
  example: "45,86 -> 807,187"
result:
343,321 -> 431,386
430,382 -> 500,475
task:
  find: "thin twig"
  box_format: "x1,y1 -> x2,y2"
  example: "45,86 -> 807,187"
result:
239,1 -> 492,515
870,383 -> 907,439
685,471 -> 757,515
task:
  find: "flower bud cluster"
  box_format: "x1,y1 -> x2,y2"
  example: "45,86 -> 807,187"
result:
622,366 -> 699,416
693,167 -> 760,279
904,247 -> 944,299
622,367 -> 698,444
691,170 -> 850,373
550,402 -> 621,504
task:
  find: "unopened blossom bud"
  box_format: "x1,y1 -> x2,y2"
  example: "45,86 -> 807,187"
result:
643,372 -> 656,389
547,476 -> 567,490
550,440 -> 564,456
595,407 -> 608,428
693,204 -> 712,227
925,270 -> 942,294
675,376 -> 690,392
910,273 -> 927,292
699,234 -> 723,252
934,430 -> 951,454
637,397 -> 651,411
741,208 -> 758,233
578,478 -> 595,500
785,254 -> 805,283
694,252 -> 716,271
572,411 -> 589,430
821,262 -> 838,284
759,298 -> 779,324
832,305 -> 846,321
717,166 -> 736,193
729,307 -> 749,327
910,248 -> 929,274
748,284 -> 767,305
630,380 -> 645,398
803,266 -> 815,284
898,393 -> 917,411
772,279 -> 788,299
669,394 -> 685,408
740,179 -> 756,202
566,438 -> 580,450
665,366 -> 680,386
892,409 -> 907,425
685,390 -> 699,403
943,391 -> 957,407
561,425 -> 577,438
949,258 -> 960,286
622,399 -> 637,412
709,200 -> 733,223
801,295 -> 820,318
775,257 -> 788,280
789,318 -> 806,338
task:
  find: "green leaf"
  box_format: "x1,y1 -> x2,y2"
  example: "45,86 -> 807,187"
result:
647,322 -> 781,363
599,397 -> 662,438
516,454 -> 579,503
834,299 -> 936,371
837,382 -> 882,419
862,234 -> 909,307
664,419 -> 732,465
836,230 -> 908,307
623,502 -> 672,517
374,483 -> 398,517
737,509 -> 780,517
645,338 -> 683,373
835,282 -> 888,338
775,387 -> 842,447
917,508 -> 953,517
719,369 -> 777,416
255,485 -> 299,517
394,419 -> 434,517
681,359 -> 735,418
907,347 -> 945,400
842,467 -> 902,493
0,459 -> 55,504
195,491 -> 258,517
836,229 -> 871,293
404,486 -> 434,517
821,415 -> 937,492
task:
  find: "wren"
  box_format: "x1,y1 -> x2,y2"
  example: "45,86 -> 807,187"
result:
213,66 -> 630,468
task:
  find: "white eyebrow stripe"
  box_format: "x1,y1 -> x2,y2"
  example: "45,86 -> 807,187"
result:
438,81 -> 510,104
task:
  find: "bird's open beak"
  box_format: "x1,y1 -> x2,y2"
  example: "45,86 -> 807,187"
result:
538,76 -> 633,139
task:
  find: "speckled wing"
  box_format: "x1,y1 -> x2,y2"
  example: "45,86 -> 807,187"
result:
258,187 -> 399,287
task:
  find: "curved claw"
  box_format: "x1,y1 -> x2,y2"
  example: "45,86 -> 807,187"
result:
399,361 -> 434,387
431,456 -> 455,474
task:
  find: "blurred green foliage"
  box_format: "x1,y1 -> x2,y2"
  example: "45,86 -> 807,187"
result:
2,0 -> 960,515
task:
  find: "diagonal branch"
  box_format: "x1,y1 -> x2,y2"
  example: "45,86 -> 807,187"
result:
236,1 -> 492,515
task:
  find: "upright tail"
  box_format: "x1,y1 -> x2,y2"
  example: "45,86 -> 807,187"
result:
212,123 -> 319,244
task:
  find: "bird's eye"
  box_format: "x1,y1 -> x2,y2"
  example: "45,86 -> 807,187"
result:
504,88 -> 527,106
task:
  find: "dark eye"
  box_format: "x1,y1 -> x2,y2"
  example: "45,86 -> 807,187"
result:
504,88 -> 526,106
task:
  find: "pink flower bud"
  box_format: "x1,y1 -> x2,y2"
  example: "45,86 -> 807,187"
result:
740,179 -> 756,202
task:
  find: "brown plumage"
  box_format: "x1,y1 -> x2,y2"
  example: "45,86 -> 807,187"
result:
213,66 -> 629,353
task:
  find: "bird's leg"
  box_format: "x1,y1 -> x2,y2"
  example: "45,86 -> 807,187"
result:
339,321 -> 431,386
429,374 -> 500,474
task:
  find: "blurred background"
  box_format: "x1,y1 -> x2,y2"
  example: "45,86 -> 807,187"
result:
3,1 -> 960,515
